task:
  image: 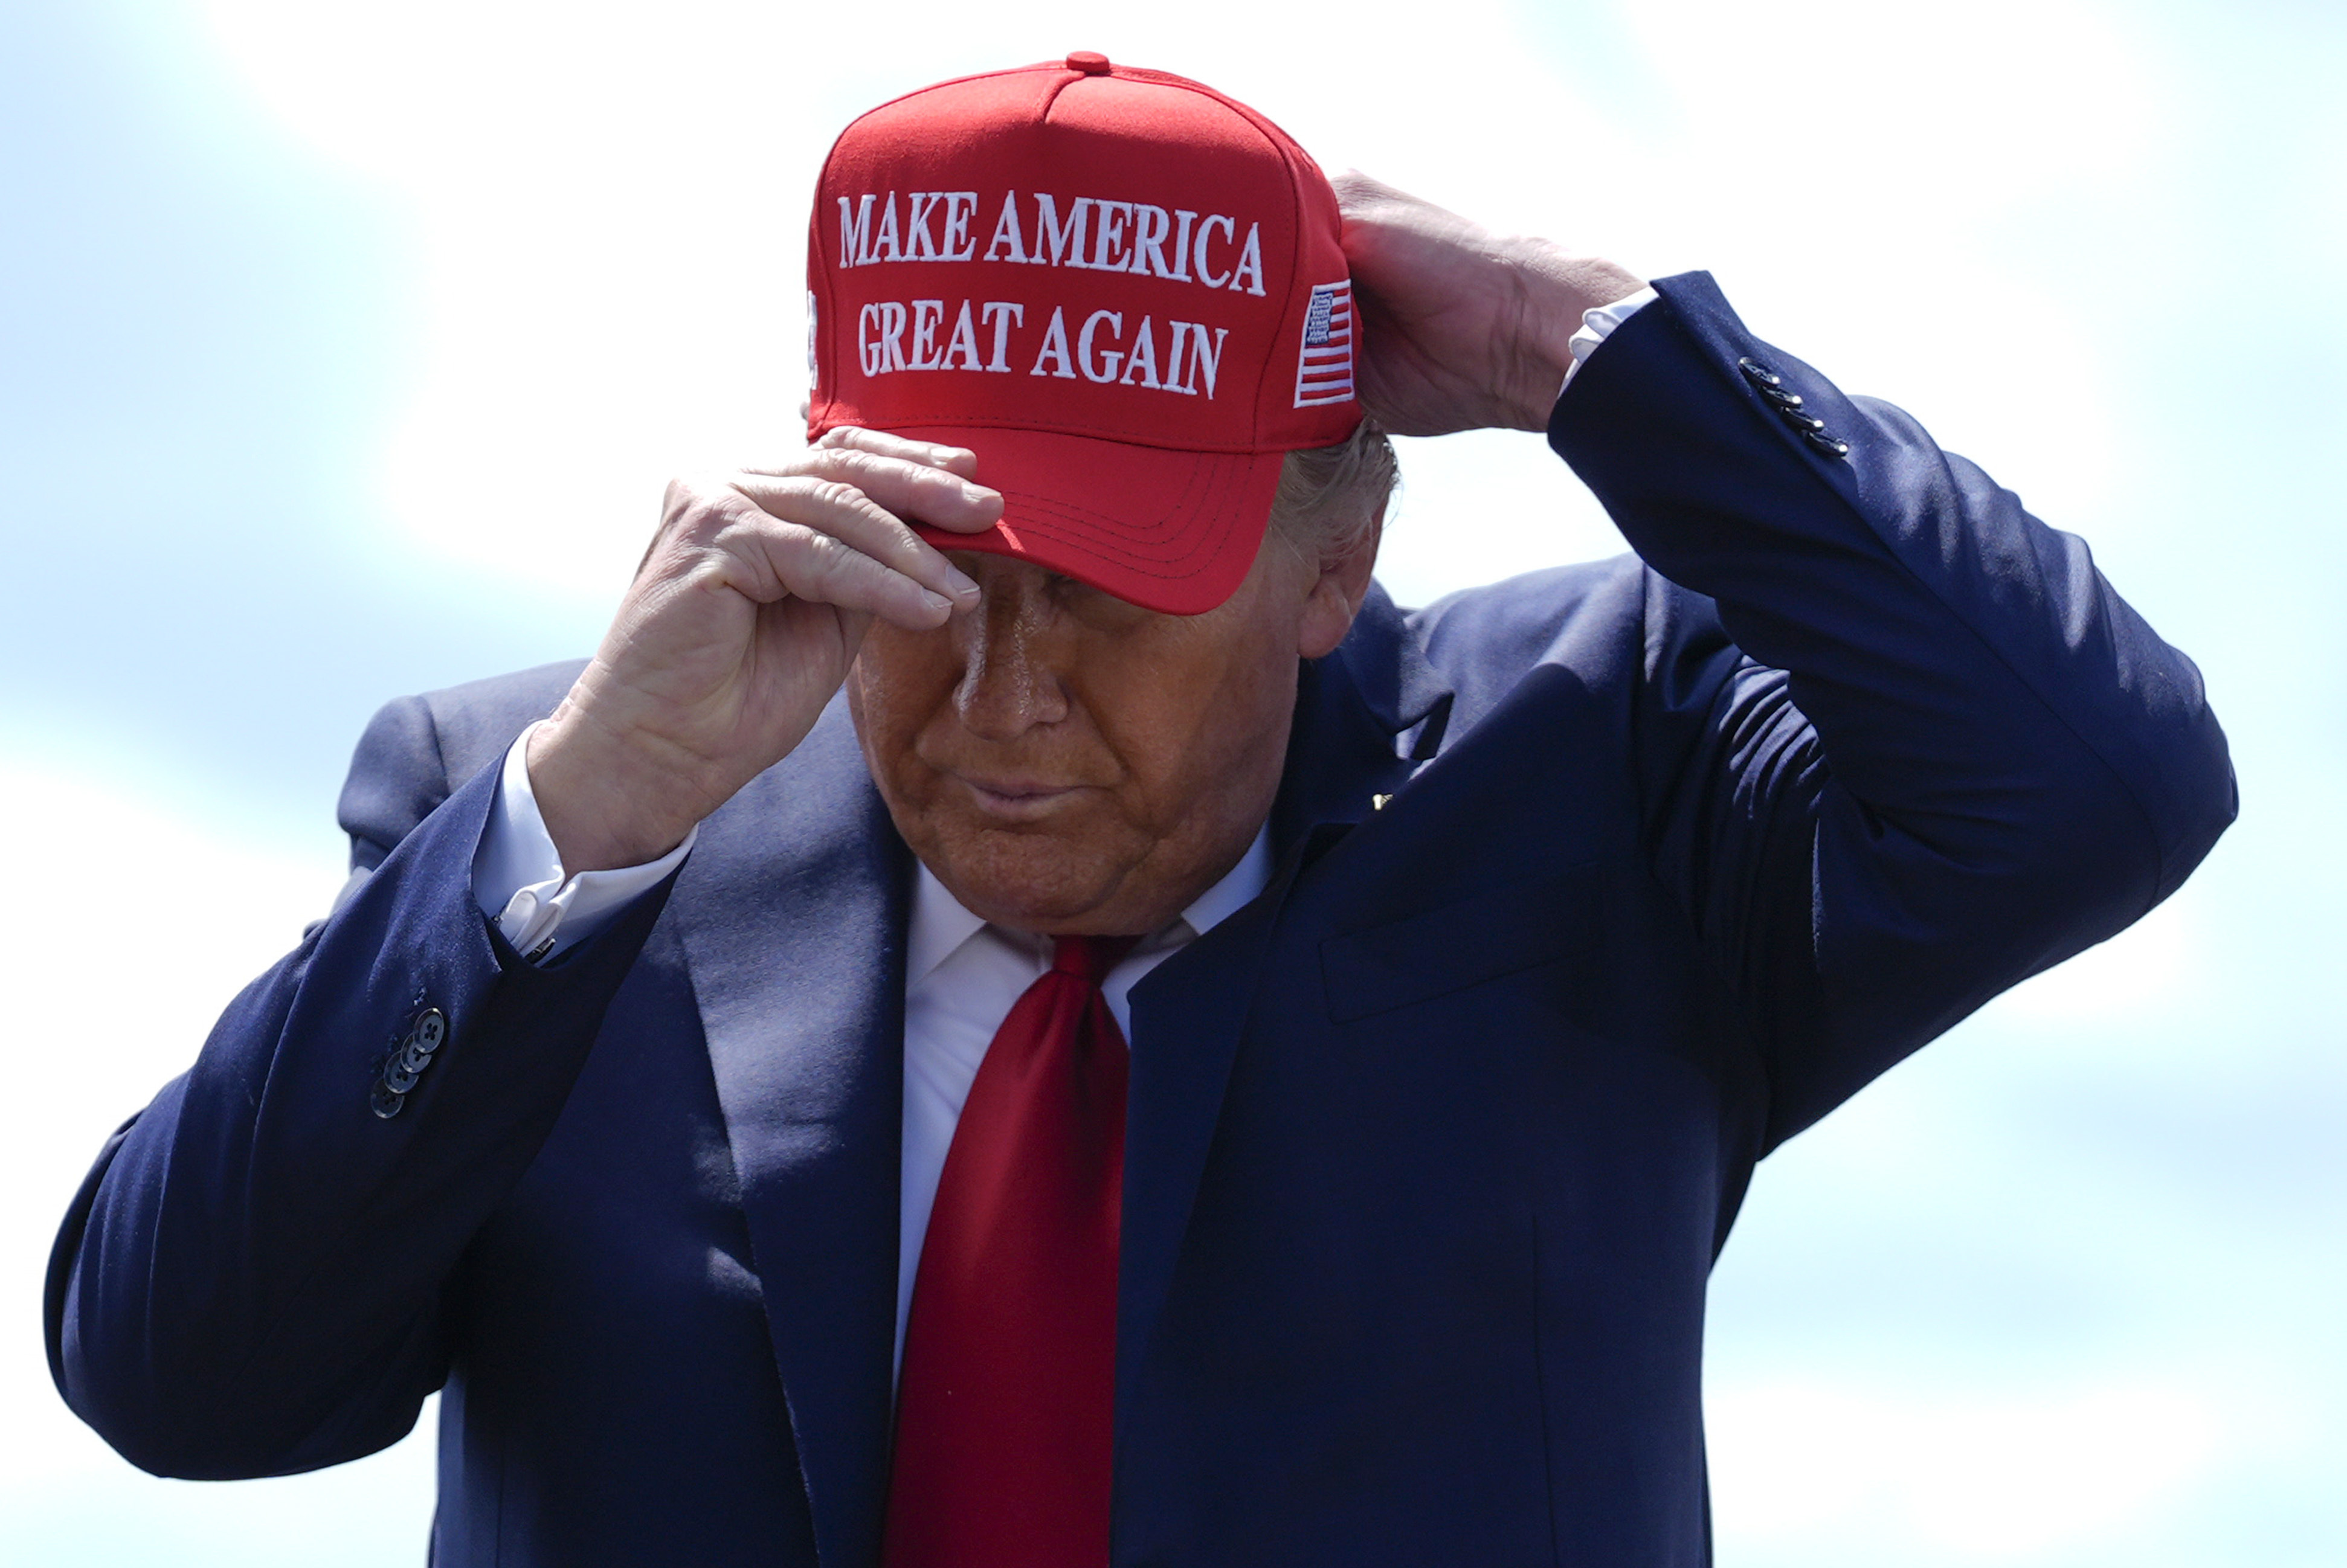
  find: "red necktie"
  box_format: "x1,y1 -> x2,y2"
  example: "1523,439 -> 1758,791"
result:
884,934 -> 1141,1568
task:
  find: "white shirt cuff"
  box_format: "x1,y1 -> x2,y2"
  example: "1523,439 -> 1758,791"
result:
1559,284 -> 1660,394
472,720 -> 697,964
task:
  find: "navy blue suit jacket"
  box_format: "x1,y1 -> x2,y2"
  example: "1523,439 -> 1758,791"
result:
48,275 -> 2235,1566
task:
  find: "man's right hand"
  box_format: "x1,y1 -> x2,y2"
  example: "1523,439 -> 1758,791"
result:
526,428 -> 999,875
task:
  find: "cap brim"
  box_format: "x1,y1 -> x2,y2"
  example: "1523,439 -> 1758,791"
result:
896,425 -> 1283,616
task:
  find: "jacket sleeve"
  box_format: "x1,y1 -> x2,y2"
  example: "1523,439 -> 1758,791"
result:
45,693 -> 675,1479
1551,272 -> 2235,1148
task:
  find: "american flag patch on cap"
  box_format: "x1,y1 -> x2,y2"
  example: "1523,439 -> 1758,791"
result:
1293,280 -> 1355,408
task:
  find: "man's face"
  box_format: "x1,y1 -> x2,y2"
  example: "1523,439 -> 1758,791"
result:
846,519 -> 1370,935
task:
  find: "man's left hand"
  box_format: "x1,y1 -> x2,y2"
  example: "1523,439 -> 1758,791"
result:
1335,172 -> 1644,437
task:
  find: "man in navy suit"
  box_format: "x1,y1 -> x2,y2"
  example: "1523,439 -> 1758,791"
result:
48,55 -> 2233,1568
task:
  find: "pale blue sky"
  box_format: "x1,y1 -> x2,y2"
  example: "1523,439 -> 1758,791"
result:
3,2 -> 2340,1563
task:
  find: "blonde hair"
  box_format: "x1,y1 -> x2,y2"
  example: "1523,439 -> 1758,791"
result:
1269,420 -> 1397,565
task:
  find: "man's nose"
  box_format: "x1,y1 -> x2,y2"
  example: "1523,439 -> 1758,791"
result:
951,586 -> 1071,741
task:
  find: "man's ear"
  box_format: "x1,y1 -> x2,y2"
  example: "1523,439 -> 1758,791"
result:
1294,516 -> 1381,660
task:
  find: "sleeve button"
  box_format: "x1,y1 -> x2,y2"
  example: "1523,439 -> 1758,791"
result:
1737,356 -> 1783,387
410,1009 -> 446,1053
1803,427 -> 1851,458
370,1082 -> 407,1119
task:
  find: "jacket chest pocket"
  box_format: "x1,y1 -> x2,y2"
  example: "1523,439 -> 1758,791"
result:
1319,862 -> 1603,1024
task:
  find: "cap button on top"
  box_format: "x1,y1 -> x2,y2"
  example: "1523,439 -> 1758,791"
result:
1066,50 -> 1112,74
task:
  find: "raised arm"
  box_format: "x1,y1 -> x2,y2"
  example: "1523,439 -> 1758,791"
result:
47,435 -> 997,1477
1341,176 -> 2235,1146
43,683 -> 695,1477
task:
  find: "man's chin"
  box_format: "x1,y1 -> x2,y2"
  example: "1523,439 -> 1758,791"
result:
916,828 -> 1144,935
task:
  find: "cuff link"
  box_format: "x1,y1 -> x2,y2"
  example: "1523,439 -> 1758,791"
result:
1740,355 -> 1849,461
370,1006 -> 448,1119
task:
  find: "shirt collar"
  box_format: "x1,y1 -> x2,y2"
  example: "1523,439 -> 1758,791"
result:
1177,826 -> 1272,939
905,823 -> 1273,986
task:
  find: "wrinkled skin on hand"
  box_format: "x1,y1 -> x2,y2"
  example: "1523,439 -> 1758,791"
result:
526,175 -> 1641,928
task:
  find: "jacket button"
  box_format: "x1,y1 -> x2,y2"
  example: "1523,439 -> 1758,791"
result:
1737,356 -> 1782,387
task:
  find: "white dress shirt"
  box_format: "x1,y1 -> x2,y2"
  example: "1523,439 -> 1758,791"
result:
471,720 -> 1270,1369
893,837 -> 1269,1368
463,288 -> 1651,1357
1566,286 -> 1656,390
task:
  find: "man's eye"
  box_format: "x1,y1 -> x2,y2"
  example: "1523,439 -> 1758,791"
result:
1045,569 -> 1148,626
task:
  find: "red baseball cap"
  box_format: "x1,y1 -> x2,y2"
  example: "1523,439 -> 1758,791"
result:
805,53 -> 1361,614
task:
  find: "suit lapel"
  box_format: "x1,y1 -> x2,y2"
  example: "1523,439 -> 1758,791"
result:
668,698 -> 912,1568
1116,586 -> 1452,1410
657,588 -> 1453,1546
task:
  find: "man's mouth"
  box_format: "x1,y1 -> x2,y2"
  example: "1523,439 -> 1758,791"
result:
950,774 -> 1089,821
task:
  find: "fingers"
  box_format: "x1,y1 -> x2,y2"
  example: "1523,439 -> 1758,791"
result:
1331,168 -> 1418,213
800,436 -> 1001,534
660,427 -> 1005,632
745,506 -> 966,632
721,474 -> 977,626
814,425 -> 984,486
1333,169 -> 1469,233
739,428 -> 999,542
747,449 -> 991,592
